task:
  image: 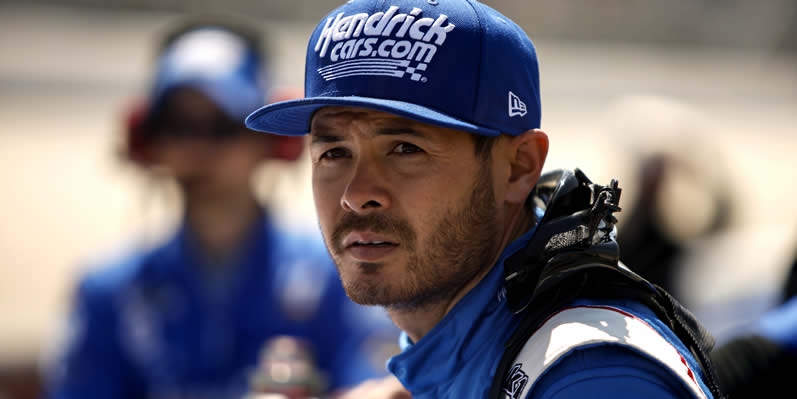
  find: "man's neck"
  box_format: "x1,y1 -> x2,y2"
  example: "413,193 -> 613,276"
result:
387,204 -> 535,343
184,191 -> 262,265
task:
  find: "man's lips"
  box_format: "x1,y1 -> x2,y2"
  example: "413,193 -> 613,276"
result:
341,232 -> 399,262
342,232 -> 399,248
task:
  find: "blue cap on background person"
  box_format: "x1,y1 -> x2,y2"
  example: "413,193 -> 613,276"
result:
124,20 -> 305,164
245,0 -> 541,137
149,23 -> 267,125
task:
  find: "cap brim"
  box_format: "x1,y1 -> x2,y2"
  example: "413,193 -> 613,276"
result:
245,96 -> 502,137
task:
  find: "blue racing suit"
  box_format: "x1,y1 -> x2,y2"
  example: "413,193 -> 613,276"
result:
45,214 -> 397,399
387,227 -> 714,399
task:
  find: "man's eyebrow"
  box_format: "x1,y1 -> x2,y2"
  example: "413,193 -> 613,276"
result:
375,126 -> 425,137
310,126 -> 426,143
310,133 -> 344,144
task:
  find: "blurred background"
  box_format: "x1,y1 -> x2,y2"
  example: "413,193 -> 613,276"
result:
0,0 -> 795,397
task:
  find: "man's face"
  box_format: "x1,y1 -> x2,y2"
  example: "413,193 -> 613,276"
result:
147,88 -> 267,198
310,107 -> 502,310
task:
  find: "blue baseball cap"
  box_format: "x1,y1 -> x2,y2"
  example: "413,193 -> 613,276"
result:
149,26 -> 266,124
245,0 -> 540,137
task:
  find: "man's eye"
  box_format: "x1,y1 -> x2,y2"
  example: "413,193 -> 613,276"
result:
393,142 -> 423,154
320,147 -> 350,160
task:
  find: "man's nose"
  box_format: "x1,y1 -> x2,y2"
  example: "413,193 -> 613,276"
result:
340,158 -> 392,213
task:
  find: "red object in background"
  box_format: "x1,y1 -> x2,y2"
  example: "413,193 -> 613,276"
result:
123,99 -> 154,164
0,363 -> 41,399
122,87 -> 306,166
259,88 -> 305,162
248,336 -> 327,399
267,87 -> 304,104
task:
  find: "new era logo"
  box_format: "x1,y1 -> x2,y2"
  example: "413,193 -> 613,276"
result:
508,91 -> 527,117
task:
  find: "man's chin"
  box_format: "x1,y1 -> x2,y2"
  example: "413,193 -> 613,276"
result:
342,279 -> 395,306
336,260 -> 421,308
352,261 -> 385,275
342,277 -> 442,312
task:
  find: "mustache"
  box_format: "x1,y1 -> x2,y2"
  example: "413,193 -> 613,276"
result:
330,212 -> 415,253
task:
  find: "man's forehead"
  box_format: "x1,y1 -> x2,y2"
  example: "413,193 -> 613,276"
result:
309,106 -> 471,141
311,106 -> 406,129
160,87 -> 226,121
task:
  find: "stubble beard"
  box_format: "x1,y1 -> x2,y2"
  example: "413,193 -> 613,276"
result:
326,166 -> 500,312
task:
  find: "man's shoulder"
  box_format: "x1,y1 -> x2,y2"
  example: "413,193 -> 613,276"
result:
525,345 -> 699,399
76,247 -> 153,302
503,302 -> 711,399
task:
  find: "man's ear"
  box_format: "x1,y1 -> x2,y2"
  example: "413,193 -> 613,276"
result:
505,129 -> 548,204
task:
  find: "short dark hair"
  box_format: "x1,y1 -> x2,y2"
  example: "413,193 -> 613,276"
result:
472,134 -> 497,159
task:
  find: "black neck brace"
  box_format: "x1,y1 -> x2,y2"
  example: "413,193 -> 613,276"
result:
491,169 -> 725,399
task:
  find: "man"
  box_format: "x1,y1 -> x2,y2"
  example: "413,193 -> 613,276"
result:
45,20 -> 397,399
246,1 -> 723,398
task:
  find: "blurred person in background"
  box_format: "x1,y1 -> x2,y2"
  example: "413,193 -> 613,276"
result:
602,95 -> 732,298
618,147 -> 732,295
44,19 -> 398,399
